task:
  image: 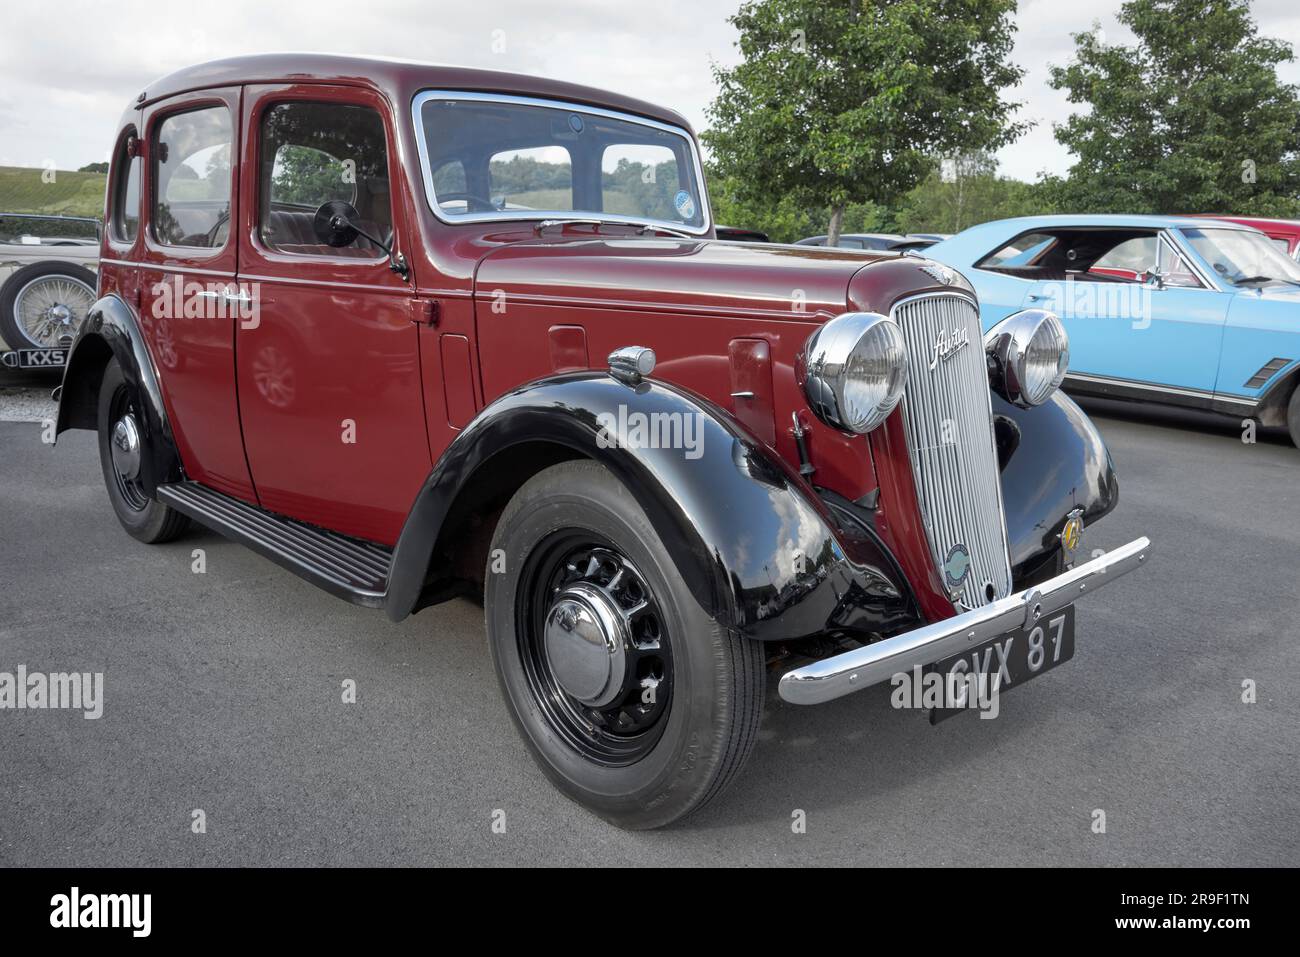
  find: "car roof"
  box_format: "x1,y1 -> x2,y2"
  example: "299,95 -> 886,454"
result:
926,213 -> 1258,265
969,213 -> 1255,232
136,53 -> 693,132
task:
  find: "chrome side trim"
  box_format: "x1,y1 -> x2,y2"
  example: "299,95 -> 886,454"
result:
410,90 -> 712,236
1064,371 -> 1258,409
778,536 -> 1152,705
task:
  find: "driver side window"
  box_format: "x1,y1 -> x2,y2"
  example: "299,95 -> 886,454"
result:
259,101 -> 392,258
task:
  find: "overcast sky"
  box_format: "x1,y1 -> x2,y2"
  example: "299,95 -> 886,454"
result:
1,0 -> 1297,181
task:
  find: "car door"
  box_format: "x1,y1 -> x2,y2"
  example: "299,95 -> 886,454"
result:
137,88 -> 257,502
234,84 -> 430,546
1023,232 -> 1229,393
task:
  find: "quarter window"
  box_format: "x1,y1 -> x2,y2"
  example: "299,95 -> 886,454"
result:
260,101 -> 391,257
978,232 -> 1055,268
111,134 -> 142,243
152,107 -> 233,249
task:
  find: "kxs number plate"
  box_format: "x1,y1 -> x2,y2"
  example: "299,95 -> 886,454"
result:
0,348 -> 67,369
925,605 -> 1075,723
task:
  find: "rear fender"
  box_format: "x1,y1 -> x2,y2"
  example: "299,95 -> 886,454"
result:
55,294 -> 181,494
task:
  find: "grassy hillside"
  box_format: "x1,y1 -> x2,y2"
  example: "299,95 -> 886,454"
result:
0,166 -> 106,218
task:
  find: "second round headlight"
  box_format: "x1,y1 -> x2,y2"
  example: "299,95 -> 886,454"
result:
985,309 -> 1070,408
798,312 -> 908,434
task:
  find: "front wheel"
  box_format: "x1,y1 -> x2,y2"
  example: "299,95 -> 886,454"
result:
1288,384 -> 1300,449
485,460 -> 765,830
96,362 -> 189,543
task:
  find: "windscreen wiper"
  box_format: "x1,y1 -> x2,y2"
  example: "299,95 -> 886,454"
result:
535,218 -> 694,239
1232,274 -> 1300,287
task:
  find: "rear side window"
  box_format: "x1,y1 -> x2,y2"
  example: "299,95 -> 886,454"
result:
978,232 -> 1055,268
152,106 -> 233,248
111,133 -> 141,243
260,101 -> 391,257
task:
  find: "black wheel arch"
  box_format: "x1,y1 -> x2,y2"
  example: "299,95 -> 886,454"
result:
55,293 -> 182,495
1254,364 -> 1300,429
994,389 -> 1120,579
385,373 -> 921,641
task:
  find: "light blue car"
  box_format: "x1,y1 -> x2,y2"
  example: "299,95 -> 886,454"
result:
925,214 -> 1300,446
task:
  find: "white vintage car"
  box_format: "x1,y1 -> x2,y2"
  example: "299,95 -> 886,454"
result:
0,213 -> 100,367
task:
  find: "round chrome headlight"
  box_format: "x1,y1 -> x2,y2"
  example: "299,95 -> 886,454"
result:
798,312 -> 908,434
985,309 -> 1069,408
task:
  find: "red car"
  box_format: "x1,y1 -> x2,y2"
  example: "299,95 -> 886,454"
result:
1196,216 -> 1300,260
57,54 -> 1151,829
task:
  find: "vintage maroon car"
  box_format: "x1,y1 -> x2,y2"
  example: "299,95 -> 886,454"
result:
57,54 -> 1150,829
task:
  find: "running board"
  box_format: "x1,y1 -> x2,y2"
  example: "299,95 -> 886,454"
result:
157,482 -> 391,607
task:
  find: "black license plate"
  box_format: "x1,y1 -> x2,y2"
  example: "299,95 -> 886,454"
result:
1,347 -> 67,369
925,605 -> 1075,723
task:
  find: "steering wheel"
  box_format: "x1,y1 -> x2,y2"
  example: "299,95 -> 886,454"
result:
438,191 -> 499,212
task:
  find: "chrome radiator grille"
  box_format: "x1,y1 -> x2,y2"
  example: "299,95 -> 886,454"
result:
891,293 -> 1012,610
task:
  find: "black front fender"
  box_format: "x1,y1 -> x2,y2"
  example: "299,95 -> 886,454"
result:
994,389 -> 1119,580
386,373 -> 919,640
55,294 -> 181,494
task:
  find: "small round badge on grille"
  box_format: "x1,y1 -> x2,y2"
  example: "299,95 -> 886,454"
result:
943,543 -> 972,589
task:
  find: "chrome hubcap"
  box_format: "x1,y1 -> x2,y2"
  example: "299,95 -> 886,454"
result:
110,414 -> 141,481
544,581 -> 628,707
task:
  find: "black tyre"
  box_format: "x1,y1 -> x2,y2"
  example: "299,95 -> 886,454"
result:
0,260 -> 97,350
96,362 -> 189,543
485,460 -> 765,830
1288,384 -> 1300,449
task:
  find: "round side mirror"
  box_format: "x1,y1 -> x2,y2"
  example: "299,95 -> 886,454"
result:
312,200 -> 361,248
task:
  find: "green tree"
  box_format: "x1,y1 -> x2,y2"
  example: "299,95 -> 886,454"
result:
892,150 -> 1057,233
1049,0 -> 1300,215
78,162 -> 109,174
704,0 -> 1027,245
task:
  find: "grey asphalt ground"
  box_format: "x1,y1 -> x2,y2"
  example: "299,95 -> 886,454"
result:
2,377 -> 1298,866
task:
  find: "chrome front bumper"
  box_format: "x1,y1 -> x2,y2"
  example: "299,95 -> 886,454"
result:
778,536 -> 1152,705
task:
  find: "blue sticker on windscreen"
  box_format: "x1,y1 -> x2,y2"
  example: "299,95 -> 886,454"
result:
673,190 -> 696,220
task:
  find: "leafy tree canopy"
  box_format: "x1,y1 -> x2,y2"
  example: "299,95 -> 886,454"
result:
704,0 -> 1027,242
1048,0 -> 1300,215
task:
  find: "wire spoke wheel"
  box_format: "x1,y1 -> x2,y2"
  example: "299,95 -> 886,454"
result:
519,533 -> 673,767
13,273 -> 95,348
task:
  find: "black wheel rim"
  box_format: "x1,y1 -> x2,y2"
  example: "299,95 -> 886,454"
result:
518,532 -> 673,767
108,385 -> 150,512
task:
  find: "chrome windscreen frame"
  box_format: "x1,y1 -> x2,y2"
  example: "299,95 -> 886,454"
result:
410,90 -> 713,237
